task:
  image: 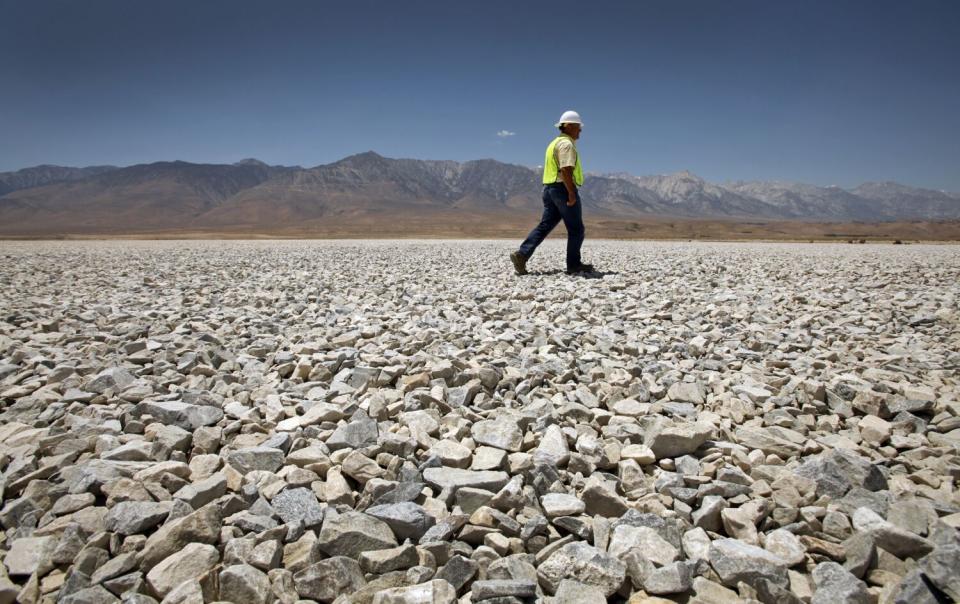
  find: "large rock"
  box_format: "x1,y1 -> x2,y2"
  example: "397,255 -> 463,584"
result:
100,440 -> 152,461
3,536 -> 56,576
315,511 -> 398,559
371,579 -> 457,604
174,473 -> 227,509
764,528 -> 806,567
326,412 -> 379,451
338,573 -> 415,604
608,525 -> 679,566
851,507 -> 934,559
535,424 -> 571,465
427,440 -> 473,468
219,564 -> 271,604
667,381 -> 705,404
646,422 -> 712,459
537,541 -> 627,596
708,538 -> 789,590
692,495 -> 727,532
811,561 -> 870,604
581,481 -> 629,518
540,493 -> 586,518
422,468 -> 510,493
276,402 -> 347,431
436,555 -> 479,591
358,544 -> 419,574
794,449 -> 887,499
139,504 -> 222,570
132,400 -> 224,430
294,557 -> 366,603
735,426 -> 804,458
892,568 -> 942,604
104,501 -> 171,535
683,527 -> 712,562
86,367 -> 136,394
614,511 -> 684,552
89,552 -> 138,584
918,544 -> 960,601
226,446 -> 286,474
470,579 -> 537,599
858,415 -> 892,445
271,487 -> 325,527
60,585 -> 121,604
842,532 -> 877,578
365,502 -> 436,541
644,560 -> 696,595
341,450 -> 384,484
487,555 -> 537,583
373,481 -> 427,506
554,579 -> 607,603
471,418 -> 523,452
145,542 -> 219,598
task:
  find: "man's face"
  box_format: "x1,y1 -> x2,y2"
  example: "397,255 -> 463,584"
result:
565,123 -> 582,140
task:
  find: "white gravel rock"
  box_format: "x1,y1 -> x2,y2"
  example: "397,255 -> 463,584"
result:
1,239 -> 958,604
540,493 -> 586,518
608,525 -> 679,566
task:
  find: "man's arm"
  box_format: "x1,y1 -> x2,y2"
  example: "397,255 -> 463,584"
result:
560,167 -> 577,206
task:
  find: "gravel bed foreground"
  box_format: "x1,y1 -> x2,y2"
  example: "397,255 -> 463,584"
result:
0,239 -> 958,604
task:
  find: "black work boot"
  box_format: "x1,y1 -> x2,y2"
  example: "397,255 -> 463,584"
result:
509,251 -> 528,275
566,263 -> 595,275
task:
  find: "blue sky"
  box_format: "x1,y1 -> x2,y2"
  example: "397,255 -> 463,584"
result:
1,0 -> 958,190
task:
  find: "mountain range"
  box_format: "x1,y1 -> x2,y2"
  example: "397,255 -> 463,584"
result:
1,153 -> 958,236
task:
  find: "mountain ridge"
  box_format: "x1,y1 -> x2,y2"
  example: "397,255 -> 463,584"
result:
2,152 -> 959,235
0,164 -> 119,197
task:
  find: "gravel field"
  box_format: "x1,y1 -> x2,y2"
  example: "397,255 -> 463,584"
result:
0,239 -> 959,604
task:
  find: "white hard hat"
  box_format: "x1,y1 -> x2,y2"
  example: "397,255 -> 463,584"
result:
554,110 -> 583,128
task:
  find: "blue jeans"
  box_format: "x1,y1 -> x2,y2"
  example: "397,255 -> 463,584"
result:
518,183 -> 585,270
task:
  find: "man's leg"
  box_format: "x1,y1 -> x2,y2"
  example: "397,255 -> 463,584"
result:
518,188 -> 562,260
557,189 -> 585,270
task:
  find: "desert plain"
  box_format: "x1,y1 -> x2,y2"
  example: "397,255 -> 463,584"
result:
0,239 -> 958,603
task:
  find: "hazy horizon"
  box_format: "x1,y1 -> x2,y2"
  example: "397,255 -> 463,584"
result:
5,151 -> 960,194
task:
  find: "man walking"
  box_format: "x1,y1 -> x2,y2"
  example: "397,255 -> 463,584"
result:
510,110 -> 594,276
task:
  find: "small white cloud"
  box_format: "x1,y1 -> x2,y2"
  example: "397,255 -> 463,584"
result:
497,130 -> 516,138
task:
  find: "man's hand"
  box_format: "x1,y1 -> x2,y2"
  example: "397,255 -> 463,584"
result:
561,167 -> 577,206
